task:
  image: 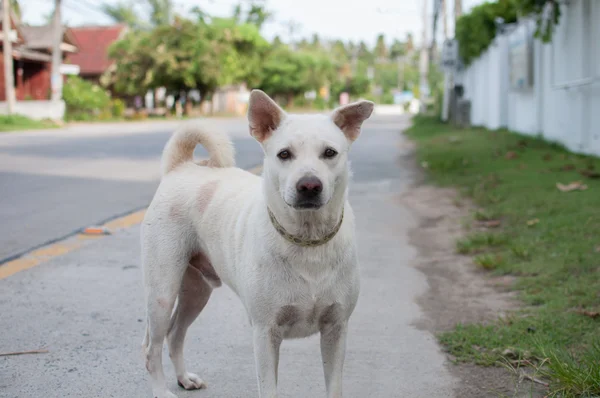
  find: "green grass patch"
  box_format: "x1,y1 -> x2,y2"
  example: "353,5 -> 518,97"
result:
0,114 -> 58,132
457,232 -> 509,254
406,116 -> 600,396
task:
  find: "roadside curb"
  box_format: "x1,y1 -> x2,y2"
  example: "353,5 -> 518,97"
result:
0,163 -> 263,280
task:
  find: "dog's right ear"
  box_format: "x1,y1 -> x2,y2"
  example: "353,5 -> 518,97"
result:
247,90 -> 286,143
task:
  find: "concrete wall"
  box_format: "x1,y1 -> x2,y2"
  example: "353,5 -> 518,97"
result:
0,100 -> 66,120
455,0 -> 600,156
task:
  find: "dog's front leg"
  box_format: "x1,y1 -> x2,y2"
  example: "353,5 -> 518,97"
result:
320,322 -> 348,398
252,327 -> 282,398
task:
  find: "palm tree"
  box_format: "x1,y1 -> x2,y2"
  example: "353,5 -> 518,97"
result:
101,0 -> 173,29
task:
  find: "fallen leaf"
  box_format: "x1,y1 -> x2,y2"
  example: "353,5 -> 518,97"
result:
517,140 -> 528,148
561,164 -> 576,171
575,309 -> 600,319
518,163 -> 527,170
527,218 -> 540,226
542,154 -> 552,161
421,161 -> 429,169
502,348 -> 518,359
580,169 -> 600,179
480,220 -> 501,228
556,181 -> 588,192
505,151 -> 518,159
595,245 -> 600,253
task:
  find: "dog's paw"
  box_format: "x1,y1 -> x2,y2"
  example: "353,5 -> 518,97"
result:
153,390 -> 178,398
177,373 -> 207,390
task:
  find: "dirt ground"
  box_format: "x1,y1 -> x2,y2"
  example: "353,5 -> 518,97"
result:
398,143 -> 547,398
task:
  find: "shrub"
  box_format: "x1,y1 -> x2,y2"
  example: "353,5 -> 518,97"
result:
62,76 -> 110,120
111,99 -> 126,118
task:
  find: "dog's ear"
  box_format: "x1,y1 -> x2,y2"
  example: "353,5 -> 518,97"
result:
331,100 -> 374,142
247,89 -> 286,143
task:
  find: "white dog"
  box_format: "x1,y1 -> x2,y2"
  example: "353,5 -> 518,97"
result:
141,90 -> 374,398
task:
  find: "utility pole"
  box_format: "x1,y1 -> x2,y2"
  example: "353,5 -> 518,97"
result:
51,0 -> 62,102
442,0 -> 448,39
397,56 -> 405,91
2,0 -> 15,113
454,0 -> 462,26
419,0 -> 429,113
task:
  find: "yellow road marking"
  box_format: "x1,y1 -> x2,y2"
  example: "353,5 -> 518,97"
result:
103,210 -> 146,230
0,163 -> 263,280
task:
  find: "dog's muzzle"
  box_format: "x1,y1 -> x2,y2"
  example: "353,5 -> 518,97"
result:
294,176 -> 323,209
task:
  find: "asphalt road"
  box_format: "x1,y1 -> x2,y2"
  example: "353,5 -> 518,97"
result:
0,115 -> 458,397
0,119 -> 262,262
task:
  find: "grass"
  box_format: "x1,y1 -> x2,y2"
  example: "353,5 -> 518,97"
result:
0,114 -> 58,132
405,116 -> 600,397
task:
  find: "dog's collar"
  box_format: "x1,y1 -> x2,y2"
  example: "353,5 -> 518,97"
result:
267,207 -> 344,247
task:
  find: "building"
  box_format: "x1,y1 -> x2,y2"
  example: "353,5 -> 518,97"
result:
0,8 -> 78,119
67,25 -> 128,85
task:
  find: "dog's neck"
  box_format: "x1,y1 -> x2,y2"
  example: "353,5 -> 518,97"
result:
263,179 -> 347,241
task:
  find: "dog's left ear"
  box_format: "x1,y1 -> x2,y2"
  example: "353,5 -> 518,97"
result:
331,100 -> 374,142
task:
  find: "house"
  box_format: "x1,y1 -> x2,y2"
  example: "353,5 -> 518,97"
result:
0,8 -> 78,119
67,25 -> 128,85
206,84 -> 250,116
17,24 -> 79,99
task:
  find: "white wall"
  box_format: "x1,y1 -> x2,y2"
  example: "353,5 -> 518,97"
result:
455,0 -> 600,156
0,100 -> 65,120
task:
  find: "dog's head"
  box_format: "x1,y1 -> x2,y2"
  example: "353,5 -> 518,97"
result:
248,90 -> 374,211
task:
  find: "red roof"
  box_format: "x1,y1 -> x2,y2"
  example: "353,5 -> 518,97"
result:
67,25 -> 127,76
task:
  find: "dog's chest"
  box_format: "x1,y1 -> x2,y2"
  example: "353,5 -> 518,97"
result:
275,301 -> 344,339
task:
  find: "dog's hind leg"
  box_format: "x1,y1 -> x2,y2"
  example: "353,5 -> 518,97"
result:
167,253 -> 215,390
143,252 -> 188,398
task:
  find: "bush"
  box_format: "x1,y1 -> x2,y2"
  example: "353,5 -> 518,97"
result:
62,76 -> 111,121
111,99 -> 126,118
313,96 -> 327,110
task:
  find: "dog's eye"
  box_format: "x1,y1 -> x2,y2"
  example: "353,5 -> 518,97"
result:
323,148 -> 338,159
277,150 -> 291,160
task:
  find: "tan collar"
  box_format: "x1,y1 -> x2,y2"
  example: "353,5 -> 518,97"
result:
267,207 -> 344,247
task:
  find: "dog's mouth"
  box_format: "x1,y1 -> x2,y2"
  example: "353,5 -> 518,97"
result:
293,202 -> 322,210
284,199 -> 324,210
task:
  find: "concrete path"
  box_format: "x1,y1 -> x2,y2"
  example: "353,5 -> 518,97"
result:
0,115 -> 457,397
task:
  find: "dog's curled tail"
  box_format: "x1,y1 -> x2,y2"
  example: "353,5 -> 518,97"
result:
161,121 -> 235,176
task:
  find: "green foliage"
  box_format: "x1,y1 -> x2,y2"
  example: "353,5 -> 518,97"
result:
106,16 -> 268,99
516,0 -> 561,42
111,99 -> 126,118
101,1 -> 144,29
455,0 -> 518,66
257,46 -> 332,100
63,76 -> 111,121
104,1 -> 420,109
456,0 -> 562,66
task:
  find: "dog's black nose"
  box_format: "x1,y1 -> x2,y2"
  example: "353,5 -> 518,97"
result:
296,176 -> 323,198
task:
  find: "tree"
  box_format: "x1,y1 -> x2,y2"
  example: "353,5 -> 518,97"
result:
374,34 -> 387,60
10,0 -> 20,19
258,47 -> 334,105
106,15 -> 269,107
101,1 -> 143,29
147,0 -> 173,26
389,39 -> 406,60
101,0 -> 174,29
233,1 -> 271,30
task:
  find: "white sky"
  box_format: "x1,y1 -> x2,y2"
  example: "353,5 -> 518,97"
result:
19,0 -> 485,46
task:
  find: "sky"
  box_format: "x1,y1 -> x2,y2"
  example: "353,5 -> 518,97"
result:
19,0 -> 485,46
